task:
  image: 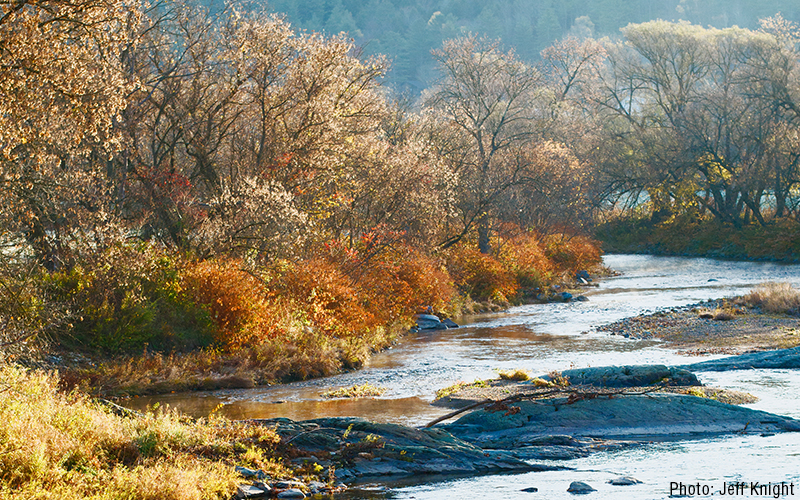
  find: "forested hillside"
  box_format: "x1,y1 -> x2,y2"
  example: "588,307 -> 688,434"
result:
264,0 -> 800,90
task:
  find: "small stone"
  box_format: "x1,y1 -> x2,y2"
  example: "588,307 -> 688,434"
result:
235,466 -> 269,480
274,481 -> 305,490
235,466 -> 257,477
253,482 -> 272,493
608,476 -> 642,486
276,489 -> 306,499
236,484 -> 267,499
521,486 -> 539,492
567,481 -> 596,494
576,295 -> 589,302
307,481 -> 327,493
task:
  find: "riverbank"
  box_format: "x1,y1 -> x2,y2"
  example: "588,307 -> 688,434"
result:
11,233 -> 602,399
595,216 -> 800,262
595,296 -> 800,355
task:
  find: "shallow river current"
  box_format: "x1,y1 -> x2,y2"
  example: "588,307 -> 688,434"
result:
125,254 -> 800,499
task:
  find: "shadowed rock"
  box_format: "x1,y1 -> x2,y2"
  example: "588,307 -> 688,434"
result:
680,346 -> 800,371
252,417 -> 551,479
550,365 -> 700,387
441,394 -> 800,447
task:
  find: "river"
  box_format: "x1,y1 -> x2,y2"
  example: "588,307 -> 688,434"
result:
124,254 -> 800,499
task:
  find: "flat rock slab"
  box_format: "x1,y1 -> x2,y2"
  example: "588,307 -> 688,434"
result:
441,394 -> 800,447
553,365 -> 700,387
681,346 -> 800,371
251,417 -> 545,478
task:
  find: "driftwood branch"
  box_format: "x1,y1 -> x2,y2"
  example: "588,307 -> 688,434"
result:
424,385 -> 668,428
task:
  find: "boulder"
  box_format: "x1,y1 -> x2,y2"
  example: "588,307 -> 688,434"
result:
442,394 -> 800,446
252,417 -> 544,478
236,485 -> 268,499
681,346 -> 800,371
413,313 -> 448,331
442,318 -> 460,328
520,486 -> 539,492
274,481 -> 305,490
550,365 -> 700,388
505,435 -> 634,460
235,466 -> 269,480
567,481 -> 596,494
575,270 -> 592,282
276,489 -> 306,499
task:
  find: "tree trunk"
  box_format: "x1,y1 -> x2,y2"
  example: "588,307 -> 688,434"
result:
478,213 -> 491,254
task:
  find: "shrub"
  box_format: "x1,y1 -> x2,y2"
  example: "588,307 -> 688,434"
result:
496,231 -> 554,290
45,243 -> 214,354
181,259 -> 290,349
444,245 -> 518,304
543,234 -> 603,275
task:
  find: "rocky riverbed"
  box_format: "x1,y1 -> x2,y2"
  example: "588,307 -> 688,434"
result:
232,360 -> 800,498
594,299 -> 800,355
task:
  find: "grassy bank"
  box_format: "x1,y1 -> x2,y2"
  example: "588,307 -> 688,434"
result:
595,215 -> 800,261
7,231 -> 602,397
0,363 -> 295,500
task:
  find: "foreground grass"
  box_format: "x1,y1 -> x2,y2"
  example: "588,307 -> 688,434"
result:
0,364 -> 295,500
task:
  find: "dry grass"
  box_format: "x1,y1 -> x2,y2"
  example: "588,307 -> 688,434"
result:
696,307 -> 739,321
737,282 -> 800,315
496,368 -> 531,381
0,363 -> 295,500
321,383 -> 387,399
547,370 -> 570,387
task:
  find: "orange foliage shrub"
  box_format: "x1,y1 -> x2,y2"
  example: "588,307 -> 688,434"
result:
181,259 -> 287,349
277,257 -> 376,338
357,244 -> 457,322
496,231 -> 555,290
444,244 -> 518,304
543,234 -> 603,274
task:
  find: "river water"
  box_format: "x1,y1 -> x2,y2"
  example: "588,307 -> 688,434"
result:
124,254 -> 800,499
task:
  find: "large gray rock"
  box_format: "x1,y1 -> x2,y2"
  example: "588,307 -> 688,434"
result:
442,394 -> 800,447
253,417 -> 547,478
551,365 -> 700,387
505,435 -> 635,460
681,346 -> 800,371
413,314 -> 448,330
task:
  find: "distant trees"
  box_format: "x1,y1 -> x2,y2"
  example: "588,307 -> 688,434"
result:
595,19 -> 800,226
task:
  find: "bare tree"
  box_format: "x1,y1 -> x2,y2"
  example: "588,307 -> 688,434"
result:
425,35 -> 543,253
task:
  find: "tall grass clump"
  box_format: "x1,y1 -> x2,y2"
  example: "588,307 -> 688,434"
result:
738,282 -> 800,315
